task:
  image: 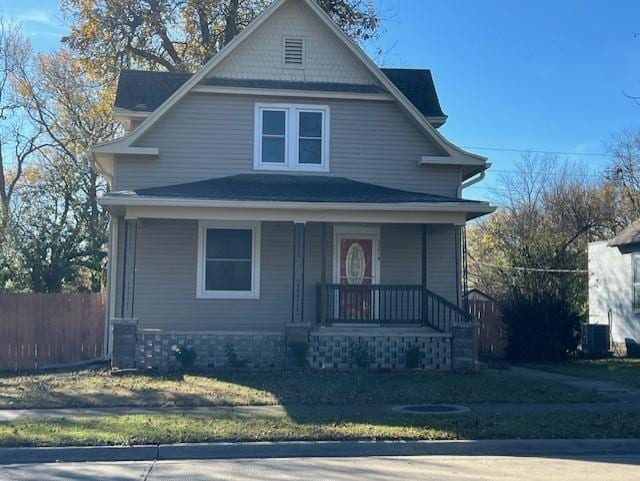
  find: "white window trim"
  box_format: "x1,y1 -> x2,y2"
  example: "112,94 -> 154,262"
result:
254,103 -> 330,172
196,220 -> 261,299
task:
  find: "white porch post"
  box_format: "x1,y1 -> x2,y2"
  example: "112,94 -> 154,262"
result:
291,221 -> 306,324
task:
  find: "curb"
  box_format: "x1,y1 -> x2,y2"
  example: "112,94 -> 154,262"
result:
1,439 -> 640,465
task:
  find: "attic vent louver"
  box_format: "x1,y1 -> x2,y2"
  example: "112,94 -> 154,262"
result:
284,37 -> 304,66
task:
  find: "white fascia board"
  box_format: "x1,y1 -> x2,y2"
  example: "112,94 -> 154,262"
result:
98,194 -> 495,214
113,109 -> 152,120
418,155 -> 487,167
123,205 -> 471,225
91,153 -> 114,186
91,145 -> 159,156
191,85 -> 394,102
426,115 -> 448,127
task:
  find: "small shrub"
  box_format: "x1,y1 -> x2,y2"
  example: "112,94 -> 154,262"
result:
171,345 -> 196,369
224,343 -> 249,368
349,340 -> 374,369
405,345 -> 423,369
288,339 -> 309,368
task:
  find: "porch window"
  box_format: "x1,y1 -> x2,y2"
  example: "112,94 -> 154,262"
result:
634,254 -> 640,311
254,103 -> 329,172
196,221 -> 261,299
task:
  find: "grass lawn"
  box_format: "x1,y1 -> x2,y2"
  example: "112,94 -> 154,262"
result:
524,359 -> 640,388
0,368 -> 609,410
0,411 -> 638,447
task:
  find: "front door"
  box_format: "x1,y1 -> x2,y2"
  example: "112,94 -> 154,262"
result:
333,227 -> 380,322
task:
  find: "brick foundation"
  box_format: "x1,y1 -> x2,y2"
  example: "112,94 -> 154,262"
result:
136,330 -> 286,370
308,328 -> 452,370
110,324 -> 474,371
111,318 -> 138,370
451,322 -> 478,370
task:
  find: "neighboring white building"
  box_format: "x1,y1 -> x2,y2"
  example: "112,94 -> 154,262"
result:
588,220 -> 640,354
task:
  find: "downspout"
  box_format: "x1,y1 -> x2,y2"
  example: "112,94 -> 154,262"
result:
457,164 -> 490,197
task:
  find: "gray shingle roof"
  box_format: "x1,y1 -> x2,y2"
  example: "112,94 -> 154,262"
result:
114,68 -> 445,118
109,173 -> 480,204
608,219 -> 640,247
380,68 -> 445,118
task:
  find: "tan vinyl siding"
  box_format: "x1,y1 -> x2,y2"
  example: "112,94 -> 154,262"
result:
132,219 -> 293,331
426,224 -> 458,304
115,93 -> 457,196
120,221 -> 459,330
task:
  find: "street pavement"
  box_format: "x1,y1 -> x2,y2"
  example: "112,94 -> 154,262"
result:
1,455 -> 640,480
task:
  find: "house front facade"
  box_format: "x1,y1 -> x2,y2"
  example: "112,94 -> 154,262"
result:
93,0 -> 495,371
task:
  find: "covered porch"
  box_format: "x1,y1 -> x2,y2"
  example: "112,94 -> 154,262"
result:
100,174 -> 493,371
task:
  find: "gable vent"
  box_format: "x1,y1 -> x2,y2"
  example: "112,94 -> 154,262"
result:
284,37 -> 304,66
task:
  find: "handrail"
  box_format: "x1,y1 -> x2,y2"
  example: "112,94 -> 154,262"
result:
317,283 -> 473,332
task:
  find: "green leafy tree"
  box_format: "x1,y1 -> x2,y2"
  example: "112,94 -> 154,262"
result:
1,35 -> 116,292
469,154 -> 620,361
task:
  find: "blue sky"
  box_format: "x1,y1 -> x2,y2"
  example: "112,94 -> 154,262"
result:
2,0 -> 639,202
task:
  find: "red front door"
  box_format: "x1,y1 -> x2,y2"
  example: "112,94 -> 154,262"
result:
337,236 -> 375,320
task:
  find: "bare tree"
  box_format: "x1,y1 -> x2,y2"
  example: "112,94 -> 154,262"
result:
0,19 -> 45,222
606,129 -> 640,226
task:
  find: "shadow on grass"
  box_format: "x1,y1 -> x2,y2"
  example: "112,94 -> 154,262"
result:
0,367 -> 611,410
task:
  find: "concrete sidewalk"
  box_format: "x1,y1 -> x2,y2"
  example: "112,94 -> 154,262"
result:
1,398 -> 640,422
510,366 -> 640,400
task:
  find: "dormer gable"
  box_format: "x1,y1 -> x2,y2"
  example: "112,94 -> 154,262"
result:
207,0 -> 378,86
95,0 -> 486,183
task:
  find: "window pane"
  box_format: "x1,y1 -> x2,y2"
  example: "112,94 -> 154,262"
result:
262,110 -> 285,135
262,137 -> 286,163
635,284 -> 640,310
299,111 -> 322,137
634,255 -> 640,282
206,229 -> 252,259
299,138 -> 322,164
205,260 -> 252,291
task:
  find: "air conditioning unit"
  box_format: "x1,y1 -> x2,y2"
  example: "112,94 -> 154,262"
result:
581,324 -> 610,356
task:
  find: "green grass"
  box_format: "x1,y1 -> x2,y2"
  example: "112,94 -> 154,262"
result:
524,359 -> 640,388
0,411 -> 639,447
0,368 -> 609,410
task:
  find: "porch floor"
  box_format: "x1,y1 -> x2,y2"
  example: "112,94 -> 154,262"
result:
313,325 -> 450,337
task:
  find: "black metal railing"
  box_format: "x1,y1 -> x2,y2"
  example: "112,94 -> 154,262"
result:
316,283 -> 473,332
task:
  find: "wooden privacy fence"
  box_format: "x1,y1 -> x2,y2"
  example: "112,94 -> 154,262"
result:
0,292 -> 105,371
469,299 -> 507,359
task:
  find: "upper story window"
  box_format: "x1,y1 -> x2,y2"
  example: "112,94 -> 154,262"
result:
254,103 -> 330,172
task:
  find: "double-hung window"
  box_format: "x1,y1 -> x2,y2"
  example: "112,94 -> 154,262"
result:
196,221 -> 261,299
254,103 -> 329,171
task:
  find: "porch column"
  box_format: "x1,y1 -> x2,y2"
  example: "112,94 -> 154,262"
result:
421,224 -> 428,325
319,222 -> 328,326
291,221 -> 306,324
112,217 -> 138,370
120,218 -> 138,319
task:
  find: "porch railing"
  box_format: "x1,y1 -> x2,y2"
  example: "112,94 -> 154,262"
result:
316,283 -> 473,332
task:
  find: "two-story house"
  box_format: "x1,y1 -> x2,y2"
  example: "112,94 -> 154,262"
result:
93,0 -> 495,371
